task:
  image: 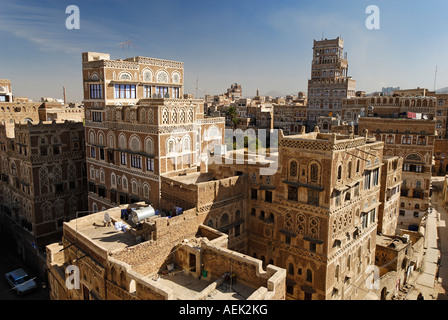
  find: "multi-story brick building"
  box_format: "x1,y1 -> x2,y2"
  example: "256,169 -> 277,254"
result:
82,52 -> 225,212
341,94 -> 441,135
377,156 -> 403,235
358,117 -> 436,230
0,79 -> 84,137
306,37 -> 357,128
207,128 -> 384,300
0,120 -> 87,274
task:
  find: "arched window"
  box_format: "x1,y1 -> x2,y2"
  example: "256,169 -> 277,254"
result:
143,183 -> 150,198
220,213 -> 229,227
156,70 -> 169,83
347,161 -> 352,179
167,139 -> 175,153
145,137 -> 154,155
131,180 -> 138,195
122,176 -> 128,190
337,165 -> 342,180
310,163 -> 319,183
111,173 -> 116,187
182,136 -> 191,152
171,109 -> 178,123
288,263 -> 294,275
129,135 -> 141,152
289,160 -> 298,178
119,134 -> 127,149
306,269 -> 313,283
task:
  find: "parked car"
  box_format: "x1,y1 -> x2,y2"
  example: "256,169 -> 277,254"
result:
5,268 -> 38,295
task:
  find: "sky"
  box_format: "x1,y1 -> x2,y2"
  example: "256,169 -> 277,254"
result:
1,0 -> 448,102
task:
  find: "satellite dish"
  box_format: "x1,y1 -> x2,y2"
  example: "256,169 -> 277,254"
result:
104,212 -> 111,223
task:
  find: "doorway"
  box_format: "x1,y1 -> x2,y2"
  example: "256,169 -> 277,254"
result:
189,253 -> 196,273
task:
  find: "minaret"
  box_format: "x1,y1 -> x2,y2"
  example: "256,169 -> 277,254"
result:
63,86 -> 67,105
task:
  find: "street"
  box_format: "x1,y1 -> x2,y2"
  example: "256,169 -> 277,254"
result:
0,235 -> 48,300
401,176 -> 448,300
432,177 -> 448,299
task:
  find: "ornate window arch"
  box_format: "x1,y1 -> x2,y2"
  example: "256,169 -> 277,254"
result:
289,159 -> 298,179
122,175 -> 128,190
139,108 -> 146,124
156,70 -> 169,83
297,213 -> 306,235
220,212 -> 229,227
107,132 -> 116,148
100,168 -> 105,183
39,166 -> 49,193
171,71 -> 181,84
187,108 -> 194,122
129,135 -> 141,152
89,130 -> 96,144
118,133 -> 127,149
182,135 -> 191,152
142,68 -> 153,82
111,172 -> 117,188
90,165 -> 95,180
308,161 -> 320,184
144,136 -> 154,155
167,138 -> 175,154
179,108 -> 186,123
147,108 -> 155,124
52,165 -> 62,183
118,71 -> 132,81
98,131 -> 105,146
143,183 -> 150,198
162,108 -> 169,124
309,217 -> 319,238
131,179 -> 138,195
171,108 -> 178,123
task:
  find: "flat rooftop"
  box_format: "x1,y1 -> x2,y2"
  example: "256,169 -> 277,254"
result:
153,272 -> 257,300
64,205 -> 140,252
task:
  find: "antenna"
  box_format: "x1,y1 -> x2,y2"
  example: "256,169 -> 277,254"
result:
118,41 -> 138,50
118,41 -> 139,57
196,72 -> 198,98
434,66 -> 438,92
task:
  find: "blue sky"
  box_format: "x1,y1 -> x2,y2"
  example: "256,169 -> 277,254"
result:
1,0 -> 448,102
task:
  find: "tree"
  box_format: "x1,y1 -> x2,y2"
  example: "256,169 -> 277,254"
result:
226,106 -> 239,129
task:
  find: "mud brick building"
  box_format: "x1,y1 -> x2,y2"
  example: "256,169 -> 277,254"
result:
0,79 -> 84,137
82,52 -> 225,212
377,156 -> 403,235
358,117 -> 436,230
46,199 -> 286,300
206,128 -> 384,300
0,120 -> 87,273
306,37 -> 357,128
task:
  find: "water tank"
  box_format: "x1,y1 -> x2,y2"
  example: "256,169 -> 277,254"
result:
130,206 -> 156,224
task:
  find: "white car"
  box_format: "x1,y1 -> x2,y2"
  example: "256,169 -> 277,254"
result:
5,268 -> 38,295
